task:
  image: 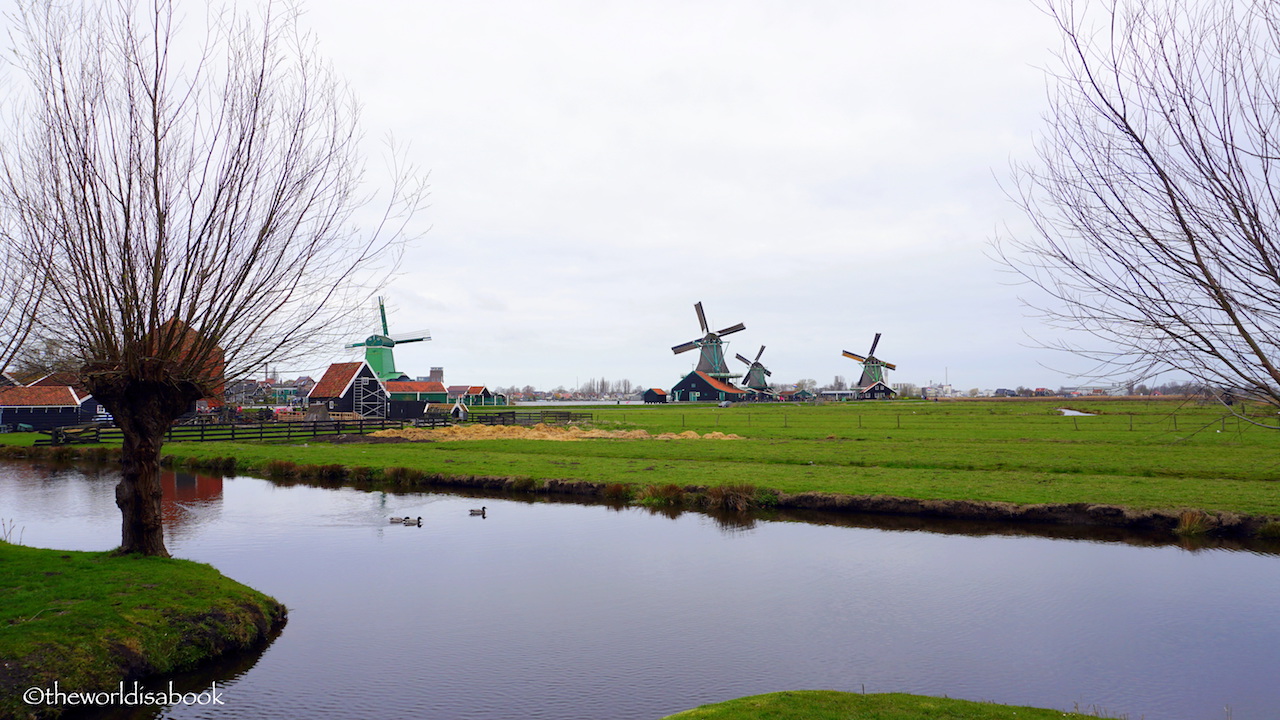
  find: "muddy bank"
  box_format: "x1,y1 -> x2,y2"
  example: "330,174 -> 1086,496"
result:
359,468 -> 1280,539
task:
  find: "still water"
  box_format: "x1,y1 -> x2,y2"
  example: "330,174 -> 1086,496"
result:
2,462 -> 1279,720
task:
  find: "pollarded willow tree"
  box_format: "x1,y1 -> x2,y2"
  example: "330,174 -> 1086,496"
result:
0,0 -> 427,555
999,0 -> 1280,416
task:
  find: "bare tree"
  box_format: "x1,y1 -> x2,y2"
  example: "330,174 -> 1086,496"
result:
998,0 -> 1280,418
0,0 -> 427,555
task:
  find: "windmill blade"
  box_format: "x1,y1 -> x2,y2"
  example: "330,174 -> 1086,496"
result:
882,361 -> 897,371
763,367 -> 772,376
754,345 -> 766,363
868,332 -> 881,357
694,302 -> 708,333
716,322 -> 746,336
672,340 -> 700,354
842,350 -> 867,362
389,329 -> 431,343
735,353 -> 752,365
377,296 -> 391,336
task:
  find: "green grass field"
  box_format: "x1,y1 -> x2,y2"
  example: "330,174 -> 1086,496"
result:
661,690 -> 1115,720
137,397 -> 1280,518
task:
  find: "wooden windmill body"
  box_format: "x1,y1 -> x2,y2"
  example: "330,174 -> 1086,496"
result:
841,333 -> 898,400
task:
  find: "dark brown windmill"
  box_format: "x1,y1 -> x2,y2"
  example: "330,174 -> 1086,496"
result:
735,345 -> 772,392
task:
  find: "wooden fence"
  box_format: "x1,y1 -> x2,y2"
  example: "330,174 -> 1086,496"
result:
466,410 -> 593,426
35,419 -> 408,446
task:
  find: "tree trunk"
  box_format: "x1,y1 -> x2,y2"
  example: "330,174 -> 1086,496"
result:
115,418 -> 170,557
91,368 -> 202,558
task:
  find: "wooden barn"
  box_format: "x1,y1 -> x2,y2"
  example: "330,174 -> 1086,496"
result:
670,371 -> 747,403
642,388 -> 669,404
307,362 -> 387,418
0,386 -> 101,431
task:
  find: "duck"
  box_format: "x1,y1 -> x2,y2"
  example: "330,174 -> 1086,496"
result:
390,516 -> 407,524
469,507 -> 486,516
403,516 -> 422,526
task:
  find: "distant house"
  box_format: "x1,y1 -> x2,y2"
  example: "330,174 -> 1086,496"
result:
308,362 -> 387,417
858,381 -> 896,400
670,371 -> 747,403
0,385 -> 101,430
446,385 -> 506,407
642,388 -> 668,404
821,382 -> 897,401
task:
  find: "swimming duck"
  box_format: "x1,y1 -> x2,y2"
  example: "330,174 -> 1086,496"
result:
469,507 -> 486,516
390,516 -> 407,524
403,516 -> 422,526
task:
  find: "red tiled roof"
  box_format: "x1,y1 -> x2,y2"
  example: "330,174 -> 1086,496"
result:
694,372 -> 746,395
466,386 -> 487,395
0,385 -> 86,407
385,381 -> 446,394
309,362 -> 365,400
648,388 -> 668,395
31,372 -> 80,387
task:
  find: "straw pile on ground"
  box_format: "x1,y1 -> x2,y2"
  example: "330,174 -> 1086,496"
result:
370,424 -> 742,442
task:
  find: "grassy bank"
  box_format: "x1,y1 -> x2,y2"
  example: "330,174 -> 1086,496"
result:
0,541 -> 286,719
160,399 -> 1280,516
6,398 -> 1279,531
661,690 -> 1113,719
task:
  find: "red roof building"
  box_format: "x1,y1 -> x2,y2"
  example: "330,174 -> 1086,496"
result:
670,371 -> 747,403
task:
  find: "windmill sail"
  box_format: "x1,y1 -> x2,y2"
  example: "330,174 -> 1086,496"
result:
671,302 -> 745,380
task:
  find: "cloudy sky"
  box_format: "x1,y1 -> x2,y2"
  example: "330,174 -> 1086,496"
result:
17,0 -> 1123,392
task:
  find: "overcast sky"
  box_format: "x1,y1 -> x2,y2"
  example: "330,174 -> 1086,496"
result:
16,1 -> 1130,392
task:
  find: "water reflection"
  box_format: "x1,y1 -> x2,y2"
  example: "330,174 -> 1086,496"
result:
3,461 -> 1280,720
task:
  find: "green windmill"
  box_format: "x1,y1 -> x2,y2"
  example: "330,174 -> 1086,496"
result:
346,297 -> 431,381
842,332 -> 897,388
671,301 -> 745,380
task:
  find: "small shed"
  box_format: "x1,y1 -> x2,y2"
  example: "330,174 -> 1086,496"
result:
642,388 -> 669,404
384,380 -> 449,419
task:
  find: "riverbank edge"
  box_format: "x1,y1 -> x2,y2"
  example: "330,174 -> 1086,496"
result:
6,442 -> 1277,538
16,443 -> 1280,539
371,467 -> 1280,538
0,542 -> 287,720
660,690 -> 1115,719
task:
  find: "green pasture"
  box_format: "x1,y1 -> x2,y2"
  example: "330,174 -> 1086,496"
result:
661,690 -> 1114,720
150,398 -> 1280,518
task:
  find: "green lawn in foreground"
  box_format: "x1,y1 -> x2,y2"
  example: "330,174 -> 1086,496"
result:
0,542 -> 284,719
148,398 -> 1280,517
661,690 -> 1113,719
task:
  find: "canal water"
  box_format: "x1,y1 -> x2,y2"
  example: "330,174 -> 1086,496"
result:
2,462 -> 1279,720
